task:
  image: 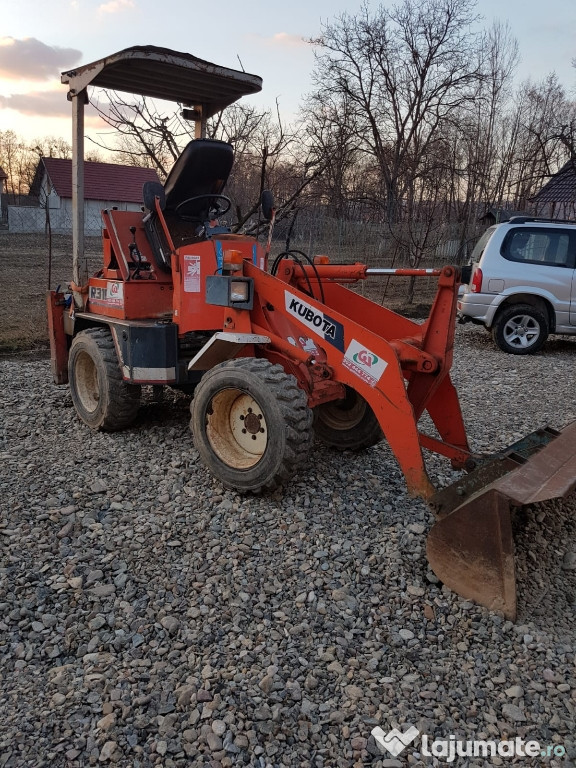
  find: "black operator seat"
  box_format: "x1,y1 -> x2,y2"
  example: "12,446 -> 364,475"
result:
164,138 -> 234,219
142,139 -> 234,272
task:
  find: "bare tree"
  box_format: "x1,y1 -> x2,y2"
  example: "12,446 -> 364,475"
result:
436,20 -> 520,256
0,131 -> 77,198
212,101 -> 297,226
473,21 -> 519,206
506,76 -> 574,207
0,130 -> 29,198
301,89 -> 363,218
91,92 -> 186,177
90,92 -> 323,231
307,0 -> 483,225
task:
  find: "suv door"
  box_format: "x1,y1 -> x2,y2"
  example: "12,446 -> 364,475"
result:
500,228 -> 576,328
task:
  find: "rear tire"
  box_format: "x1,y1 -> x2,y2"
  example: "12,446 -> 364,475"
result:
68,328 -> 141,430
313,386 -> 383,451
190,358 -> 313,492
492,304 -> 549,355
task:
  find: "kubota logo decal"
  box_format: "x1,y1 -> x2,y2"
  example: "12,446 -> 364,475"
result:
284,292 -> 344,351
343,339 -> 388,386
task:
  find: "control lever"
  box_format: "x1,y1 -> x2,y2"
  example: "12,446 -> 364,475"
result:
128,225 -> 143,279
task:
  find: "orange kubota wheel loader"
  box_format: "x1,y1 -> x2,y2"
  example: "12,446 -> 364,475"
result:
47,46 -> 576,621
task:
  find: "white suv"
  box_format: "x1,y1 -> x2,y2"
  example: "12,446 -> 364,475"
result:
458,217 -> 576,354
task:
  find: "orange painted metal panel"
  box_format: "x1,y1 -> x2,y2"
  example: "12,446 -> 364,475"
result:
46,290 -> 69,384
175,239 -> 266,334
86,276 -> 173,319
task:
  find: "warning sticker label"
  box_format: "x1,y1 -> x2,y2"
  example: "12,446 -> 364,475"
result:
184,254 -> 201,293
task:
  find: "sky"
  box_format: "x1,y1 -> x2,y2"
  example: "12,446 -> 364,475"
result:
1,0 -> 575,150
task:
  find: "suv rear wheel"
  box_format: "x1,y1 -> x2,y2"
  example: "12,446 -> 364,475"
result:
492,304 -> 549,355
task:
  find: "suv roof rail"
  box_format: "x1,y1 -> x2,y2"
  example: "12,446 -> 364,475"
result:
507,216 -> 576,225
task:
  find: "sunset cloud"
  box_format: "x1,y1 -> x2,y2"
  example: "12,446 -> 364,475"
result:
245,32 -> 309,52
0,90 -> 68,117
0,37 -> 81,81
268,33 -> 307,48
0,89 -> 100,123
98,0 -> 136,14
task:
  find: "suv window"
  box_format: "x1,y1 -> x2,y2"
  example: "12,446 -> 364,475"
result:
471,227 -> 495,262
501,228 -> 576,268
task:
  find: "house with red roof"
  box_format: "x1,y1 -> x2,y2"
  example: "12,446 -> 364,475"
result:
8,158 -> 160,234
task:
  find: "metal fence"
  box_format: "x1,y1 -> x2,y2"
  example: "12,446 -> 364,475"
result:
7,205 -> 124,236
267,210 -> 483,267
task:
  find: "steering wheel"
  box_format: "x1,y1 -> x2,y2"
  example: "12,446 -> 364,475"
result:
175,194 -> 231,220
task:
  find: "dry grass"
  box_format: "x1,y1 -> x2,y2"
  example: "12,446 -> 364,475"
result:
0,232 -> 437,352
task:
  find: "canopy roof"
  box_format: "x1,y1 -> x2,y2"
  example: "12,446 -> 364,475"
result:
63,45 -> 263,276
61,45 -> 262,117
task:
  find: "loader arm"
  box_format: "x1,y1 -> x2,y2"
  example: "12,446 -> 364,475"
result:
297,268 -> 471,461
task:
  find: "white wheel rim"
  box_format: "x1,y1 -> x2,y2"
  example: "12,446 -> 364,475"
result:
503,314 -> 541,349
75,351 -> 100,412
206,388 -> 268,469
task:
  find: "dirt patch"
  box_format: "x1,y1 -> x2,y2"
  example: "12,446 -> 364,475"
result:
0,347 -> 51,362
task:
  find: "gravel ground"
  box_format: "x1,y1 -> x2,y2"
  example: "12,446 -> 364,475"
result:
1,324 -> 576,768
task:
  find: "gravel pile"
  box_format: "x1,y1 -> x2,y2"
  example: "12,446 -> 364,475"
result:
1,324 -> 576,768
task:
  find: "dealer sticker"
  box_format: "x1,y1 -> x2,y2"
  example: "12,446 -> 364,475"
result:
342,339 -> 388,386
89,281 -> 124,307
284,291 -> 344,351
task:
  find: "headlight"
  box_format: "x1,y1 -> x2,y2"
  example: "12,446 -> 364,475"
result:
230,280 -> 250,302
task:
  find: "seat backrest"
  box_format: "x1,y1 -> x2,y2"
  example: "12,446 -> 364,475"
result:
163,139 -> 234,217
143,180 -> 166,213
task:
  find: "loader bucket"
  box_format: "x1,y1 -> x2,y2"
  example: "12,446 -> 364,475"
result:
427,421 -> 576,620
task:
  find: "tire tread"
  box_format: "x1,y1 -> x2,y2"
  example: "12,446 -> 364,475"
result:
69,327 -> 140,431
191,357 -> 313,492
492,303 -> 549,355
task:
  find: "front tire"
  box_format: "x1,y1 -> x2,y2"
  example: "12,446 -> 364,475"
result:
68,328 -> 141,430
492,304 -> 549,355
190,358 -> 313,492
313,386 -> 383,451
